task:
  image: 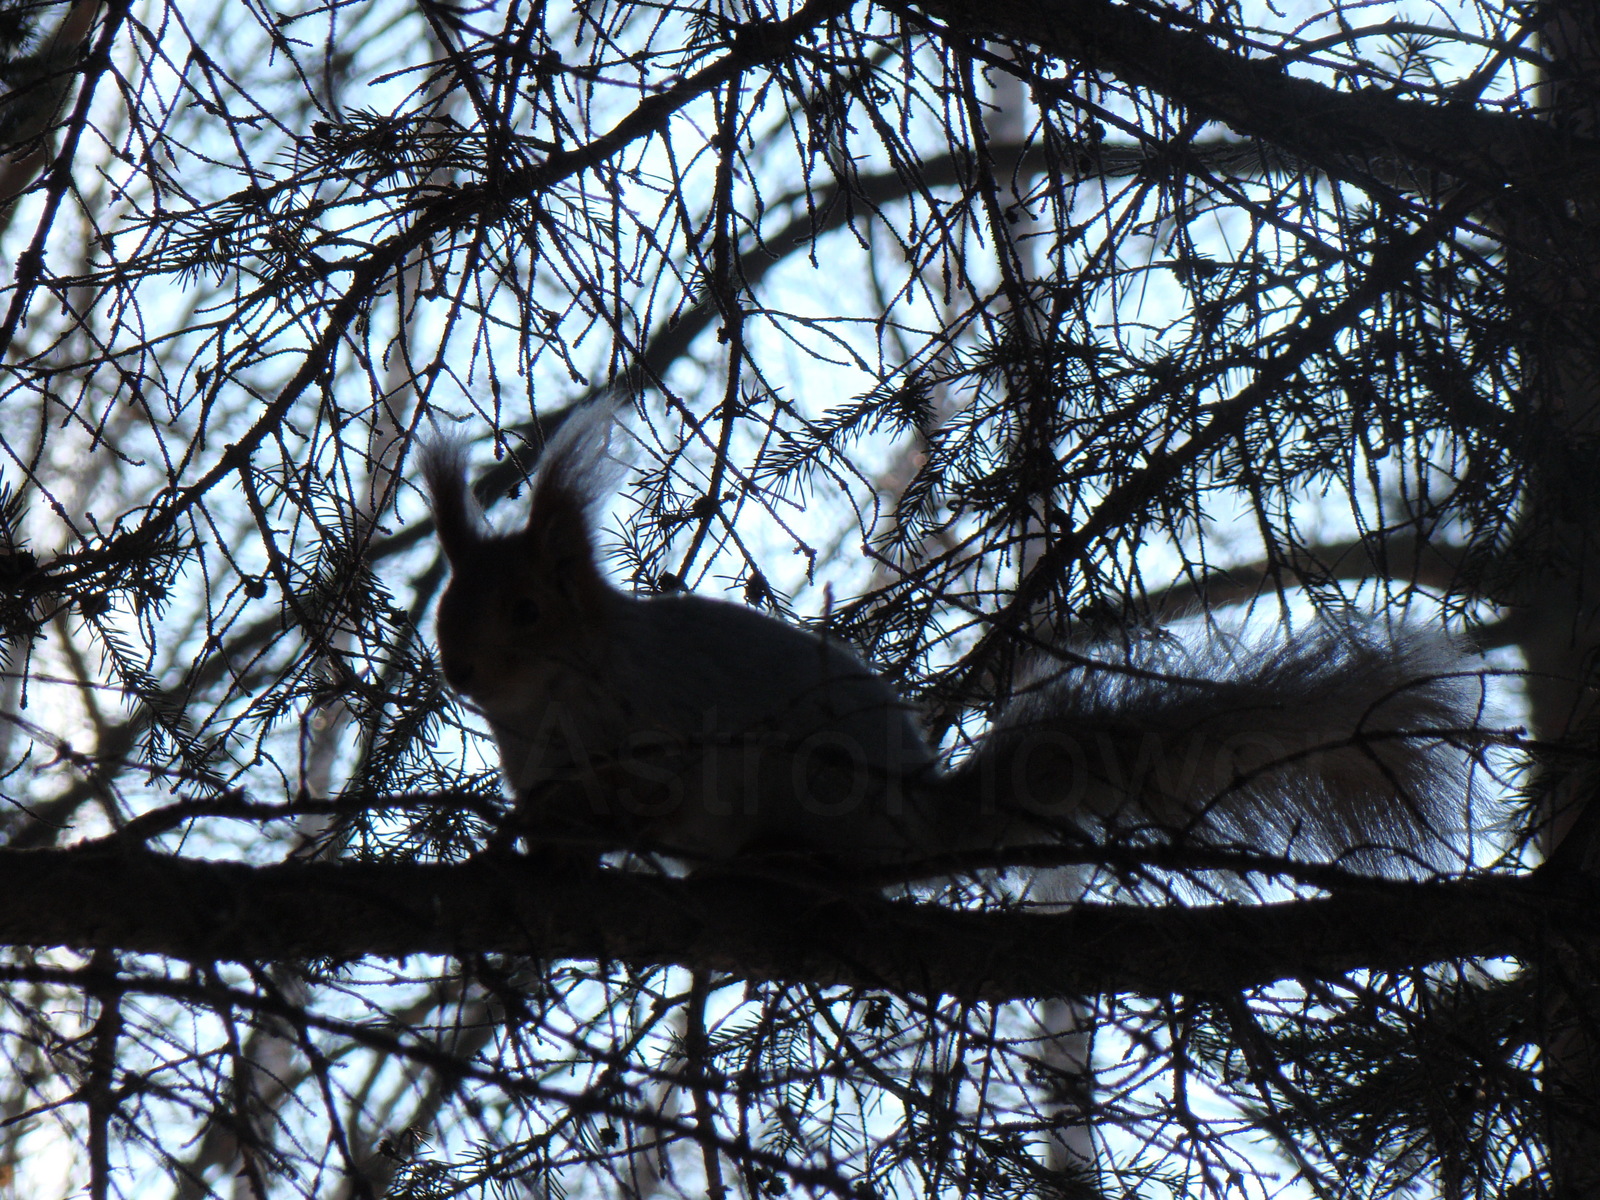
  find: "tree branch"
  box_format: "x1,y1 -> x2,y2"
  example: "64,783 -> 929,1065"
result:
0,845 -> 1569,1000
906,0 -> 1600,201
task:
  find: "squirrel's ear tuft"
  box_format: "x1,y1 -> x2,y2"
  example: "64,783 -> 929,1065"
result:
419,438 -> 481,563
531,400 -> 628,513
521,401 -> 626,597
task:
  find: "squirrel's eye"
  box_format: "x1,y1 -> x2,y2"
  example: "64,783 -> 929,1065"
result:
510,597 -> 541,626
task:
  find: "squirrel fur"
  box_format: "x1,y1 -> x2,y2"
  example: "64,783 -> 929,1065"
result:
422,407 -> 1473,874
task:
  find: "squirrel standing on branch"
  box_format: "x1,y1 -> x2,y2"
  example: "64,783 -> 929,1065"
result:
423,405 -> 1475,875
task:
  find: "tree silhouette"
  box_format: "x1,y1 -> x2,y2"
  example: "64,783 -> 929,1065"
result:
0,0 -> 1590,1197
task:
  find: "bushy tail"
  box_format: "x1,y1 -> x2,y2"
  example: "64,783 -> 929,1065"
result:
950,624 -> 1480,872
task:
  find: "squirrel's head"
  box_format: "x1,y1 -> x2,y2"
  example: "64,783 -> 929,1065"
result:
421,429 -> 613,710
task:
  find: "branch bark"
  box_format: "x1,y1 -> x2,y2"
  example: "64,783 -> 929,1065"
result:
0,844 -> 1574,1000
907,0 -> 1600,200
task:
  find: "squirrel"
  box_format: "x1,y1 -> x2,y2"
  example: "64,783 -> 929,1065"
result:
422,405 -> 1475,875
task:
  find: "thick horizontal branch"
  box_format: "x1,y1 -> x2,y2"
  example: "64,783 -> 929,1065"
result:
0,845 -> 1578,999
910,0 -> 1600,200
